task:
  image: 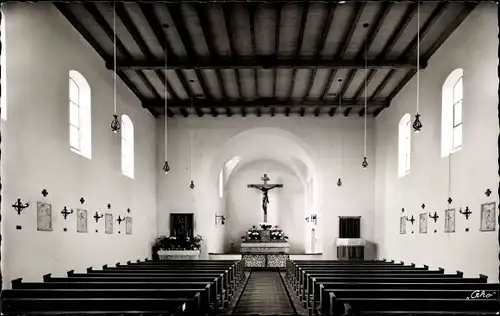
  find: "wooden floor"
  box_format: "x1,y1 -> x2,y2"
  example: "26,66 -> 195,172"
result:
232,270 -> 297,315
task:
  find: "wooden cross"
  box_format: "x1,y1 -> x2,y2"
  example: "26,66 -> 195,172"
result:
406,215 -> 415,225
460,207 -> 472,220
428,211 -> 439,223
12,199 -> 29,215
247,174 -> 283,223
94,211 -> 103,223
61,206 -> 73,220
116,216 -> 124,225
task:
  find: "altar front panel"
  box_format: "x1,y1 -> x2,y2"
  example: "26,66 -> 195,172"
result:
242,254 -> 289,268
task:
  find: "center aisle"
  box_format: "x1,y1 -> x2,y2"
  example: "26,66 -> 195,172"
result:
232,270 -> 296,315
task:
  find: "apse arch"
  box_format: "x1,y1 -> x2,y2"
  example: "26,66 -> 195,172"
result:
204,127 -> 323,254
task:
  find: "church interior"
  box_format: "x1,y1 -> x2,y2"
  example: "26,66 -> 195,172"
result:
0,1 -> 499,315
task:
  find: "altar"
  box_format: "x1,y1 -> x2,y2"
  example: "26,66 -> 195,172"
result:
241,224 -> 290,268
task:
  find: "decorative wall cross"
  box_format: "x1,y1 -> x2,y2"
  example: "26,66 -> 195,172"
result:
406,215 -> 415,225
485,189 -> 492,197
94,211 -> 103,223
447,197 -> 453,204
61,206 -> 74,220
80,197 -> 85,204
12,199 -> 29,215
459,206 -> 472,220
116,216 -> 124,225
41,189 -> 48,197
429,211 -> 439,223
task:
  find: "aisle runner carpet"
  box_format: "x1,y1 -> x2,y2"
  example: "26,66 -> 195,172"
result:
232,271 -> 296,315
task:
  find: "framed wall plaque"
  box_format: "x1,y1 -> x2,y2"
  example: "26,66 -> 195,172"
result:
37,202 -> 53,231
480,202 -> 496,231
105,213 -> 113,234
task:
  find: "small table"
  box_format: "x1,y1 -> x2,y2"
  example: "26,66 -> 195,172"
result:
157,250 -> 200,260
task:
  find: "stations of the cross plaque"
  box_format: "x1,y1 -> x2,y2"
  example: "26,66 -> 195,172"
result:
247,174 -> 283,223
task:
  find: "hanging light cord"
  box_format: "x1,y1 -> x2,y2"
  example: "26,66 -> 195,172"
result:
364,40 -> 367,158
416,2 -> 420,114
164,44 -> 168,159
113,0 -> 117,115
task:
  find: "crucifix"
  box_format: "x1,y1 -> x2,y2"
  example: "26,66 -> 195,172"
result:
94,211 -> 104,223
247,174 -> 283,223
12,199 -> 29,215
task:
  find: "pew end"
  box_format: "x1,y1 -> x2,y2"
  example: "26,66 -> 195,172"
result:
457,270 -> 464,277
102,264 -> 108,269
11,278 -> 22,286
424,264 -> 429,270
479,274 -> 488,281
127,260 -> 131,265
42,273 -> 51,282
86,267 -> 93,272
411,262 -> 416,267
390,260 -> 395,263
438,267 -> 445,273
400,261 -> 404,264
67,270 -> 75,277
115,262 -> 120,267
136,259 -> 141,263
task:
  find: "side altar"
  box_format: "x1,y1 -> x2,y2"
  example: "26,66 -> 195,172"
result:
241,224 -> 289,268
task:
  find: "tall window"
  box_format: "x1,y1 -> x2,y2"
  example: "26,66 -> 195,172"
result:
121,114 -> 134,179
219,170 -> 224,199
398,113 -> 411,178
441,68 -> 463,157
69,70 -> 91,159
1,8 -> 6,121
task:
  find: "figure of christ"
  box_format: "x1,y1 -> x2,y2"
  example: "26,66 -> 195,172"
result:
247,174 -> 283,223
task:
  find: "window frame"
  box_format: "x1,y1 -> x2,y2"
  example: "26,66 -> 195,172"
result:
451,76 -> 463,152
398,113 -> 411,178
69,77 -> 81,152
121,114 -> 134,179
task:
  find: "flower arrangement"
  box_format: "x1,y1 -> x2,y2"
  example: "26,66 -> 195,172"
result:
259,222 -> 272,230
270,229 -> 288,241
246,229 -> 261,240
152,234 -> 203,252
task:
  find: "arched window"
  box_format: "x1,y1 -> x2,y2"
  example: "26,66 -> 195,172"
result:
398,113 -> 411,178
441,68 -> 463,157
219,170 -> 224,199
69,70 -> 91,159
121,114 -> 134,179
1,9 -> 6,121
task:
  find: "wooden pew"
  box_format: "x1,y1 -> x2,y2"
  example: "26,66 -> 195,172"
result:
319,287 -> 498,315
308,281 -> 499,314
327,295 -> 499,316
2,288 -> 212,314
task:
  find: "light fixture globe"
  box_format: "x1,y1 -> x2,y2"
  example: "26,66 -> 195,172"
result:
162,161 -> 170,174
110,114 -> 121,133
362,157 -> 368,169
190,180 -> 195,190
413,113 -> 422,133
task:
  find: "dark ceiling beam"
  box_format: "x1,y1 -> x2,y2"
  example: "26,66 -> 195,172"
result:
359,107 -> 366,117
285,107 -> 290,117
248,3 -> 259,99
82,3 -> 159,104
341,3 -> 392,100
321,2 -> 365,100
55,4 -> 145,103
371,2 -> 447,101
226,107 -> 232,117
195,3 -> 227,100
384,3 -> 448,102
195,107 -> 204,117
49,1 -> 486,3
300,107 -> 305,117
373,107 -> 384,117
166,108 -> 174,117
273,3 -> 282,98
167,3 -> 211,98
145,97 -> 389,109
138,3 -> 180,101
329,107 -> 337,117
354,3 -> 417,100
222,4 -> 243,99
288,2 -> 310,100
304,3 -> 337,100
241,107 -> 246,117
256,107 -> 262,117
211,107 -> 219,117
370,70 -> 396,101
343,107 -> 352,117
270,107 -> 275,117
314,107 -> 320,117
179,108 -> 189,117
111,56 -> 423,71
423,3 -> 478,60
115,3 -> 162,101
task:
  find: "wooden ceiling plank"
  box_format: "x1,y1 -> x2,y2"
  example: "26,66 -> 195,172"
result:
329,107 -> 337,117
343,107 -> 352,117
288,2 -> 310,100
273,3 -> 282,98
248,3 -> 259,99
195,3 -> 227,100
321,2 -> 366,100
304,3 -> 337,101
167,3 -> 211,98
222,4 -> 243,99
423,3 -> 478,60
341,3 -> 392,100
